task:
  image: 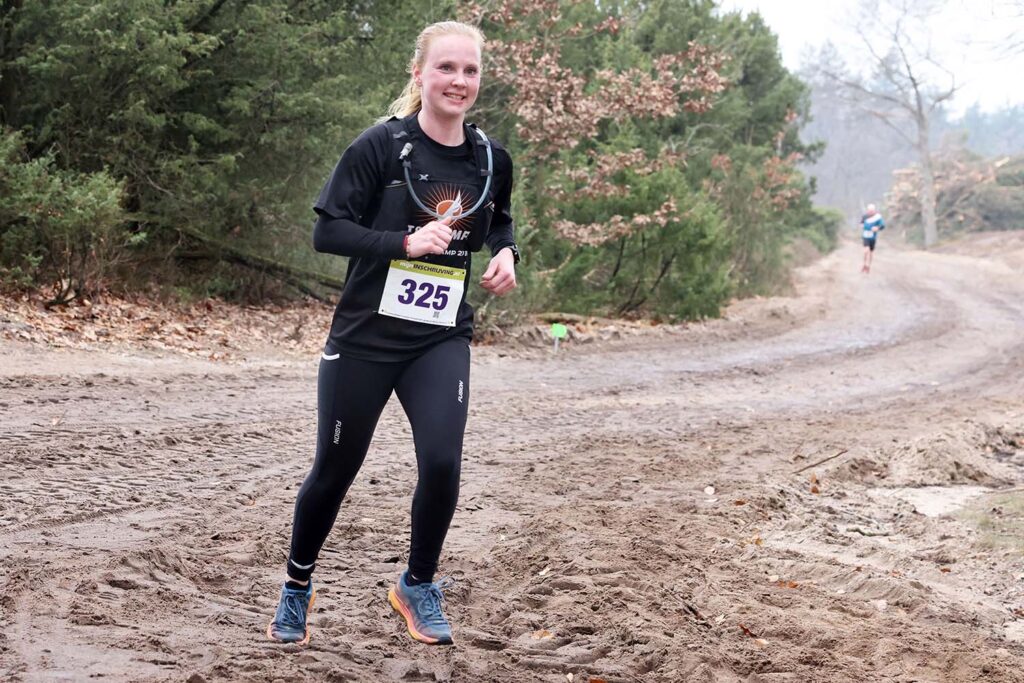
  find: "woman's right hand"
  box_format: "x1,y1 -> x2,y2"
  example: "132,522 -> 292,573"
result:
406,216 -> 454,258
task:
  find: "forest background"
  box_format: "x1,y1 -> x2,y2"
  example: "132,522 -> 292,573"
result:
0,0 -> 1018,324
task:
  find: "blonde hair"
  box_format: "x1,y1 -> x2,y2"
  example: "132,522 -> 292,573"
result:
381,21 -> 485,122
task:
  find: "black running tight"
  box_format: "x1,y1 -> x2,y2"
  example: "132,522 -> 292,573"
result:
286,337 -> 470,583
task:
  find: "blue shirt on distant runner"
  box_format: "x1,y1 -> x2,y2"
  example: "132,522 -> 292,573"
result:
861,211 -> 885,240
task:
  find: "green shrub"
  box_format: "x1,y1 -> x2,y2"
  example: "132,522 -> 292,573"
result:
0,130 -> 127,300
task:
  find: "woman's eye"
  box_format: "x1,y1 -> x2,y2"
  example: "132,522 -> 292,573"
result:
466,68 -> 478,76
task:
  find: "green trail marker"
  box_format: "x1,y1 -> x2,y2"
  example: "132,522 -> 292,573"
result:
551,323 -> 568,352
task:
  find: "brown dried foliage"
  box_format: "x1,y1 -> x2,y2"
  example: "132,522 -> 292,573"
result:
465,0 -> 727,246
0,292 -> 331,359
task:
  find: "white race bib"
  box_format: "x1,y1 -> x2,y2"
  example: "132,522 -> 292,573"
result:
863,230 -> 876,239
378,260 -> 465,327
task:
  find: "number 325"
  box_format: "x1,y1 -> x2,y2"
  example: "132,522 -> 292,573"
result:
397,279 -> 450,310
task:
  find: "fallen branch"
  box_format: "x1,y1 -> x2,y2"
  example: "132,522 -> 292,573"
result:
680,599 -> 712,629
792,449 -> 849,475
534,312 -> 600,324
177,225 -> 346,292
983,486 -> 1024,496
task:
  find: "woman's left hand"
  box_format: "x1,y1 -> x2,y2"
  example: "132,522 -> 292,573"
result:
480,248 -> 517,296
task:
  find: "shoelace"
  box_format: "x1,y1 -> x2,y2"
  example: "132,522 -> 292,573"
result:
422,577 -> 455,626
277,589 -> 308,628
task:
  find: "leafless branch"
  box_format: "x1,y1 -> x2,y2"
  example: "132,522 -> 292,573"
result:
864,108 -> 916,146
819,68 -> 908,112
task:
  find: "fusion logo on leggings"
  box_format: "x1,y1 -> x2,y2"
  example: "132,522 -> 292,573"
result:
458,380 -> 464,404
333,420 -> 343,445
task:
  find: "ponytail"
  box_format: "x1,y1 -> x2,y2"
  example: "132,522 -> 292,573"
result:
383,77 -> 422,121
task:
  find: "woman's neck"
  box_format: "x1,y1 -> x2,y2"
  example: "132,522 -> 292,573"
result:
417,109 -> 465,146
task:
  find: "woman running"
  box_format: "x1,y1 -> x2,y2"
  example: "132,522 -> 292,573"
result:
267,20 -> 518,646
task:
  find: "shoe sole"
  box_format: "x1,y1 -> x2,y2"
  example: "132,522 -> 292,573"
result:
266,589 -> 316,645
388,587 -> 453,645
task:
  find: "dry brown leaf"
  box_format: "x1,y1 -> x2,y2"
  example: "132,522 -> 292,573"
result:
531,629 -> 554,640
810,484 -> 820,494
0,291 -> 331,360
940,567 -> 952,573
734,499 -> 747,505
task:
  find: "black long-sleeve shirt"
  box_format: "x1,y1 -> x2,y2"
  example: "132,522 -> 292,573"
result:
312,113 -> 515,360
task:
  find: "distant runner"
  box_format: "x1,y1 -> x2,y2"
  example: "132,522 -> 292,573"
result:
860,203 -> 885,274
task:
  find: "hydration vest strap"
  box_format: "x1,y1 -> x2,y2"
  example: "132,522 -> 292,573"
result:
467,123 -> 493,178
386,114 -> 494,218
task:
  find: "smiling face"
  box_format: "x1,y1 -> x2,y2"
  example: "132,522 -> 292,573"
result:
413,33 -> 481,122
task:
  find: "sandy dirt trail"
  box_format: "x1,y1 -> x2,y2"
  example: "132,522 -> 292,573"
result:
2,237 -> 1024,682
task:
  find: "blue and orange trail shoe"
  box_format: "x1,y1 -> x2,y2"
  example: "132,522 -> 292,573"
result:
267,581 -> 316,644
388,571 -> 455,645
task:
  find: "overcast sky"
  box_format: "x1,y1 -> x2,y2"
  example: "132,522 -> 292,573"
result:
717,0 -> 1024,116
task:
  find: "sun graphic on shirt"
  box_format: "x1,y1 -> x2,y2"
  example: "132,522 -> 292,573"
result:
420,184 -> 476,229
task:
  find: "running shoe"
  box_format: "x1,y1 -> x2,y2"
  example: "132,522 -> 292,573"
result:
267,581 -> 316,644
388,571 -> 454,645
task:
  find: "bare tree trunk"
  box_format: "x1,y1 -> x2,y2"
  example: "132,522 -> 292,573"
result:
916,115 -> 938,248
